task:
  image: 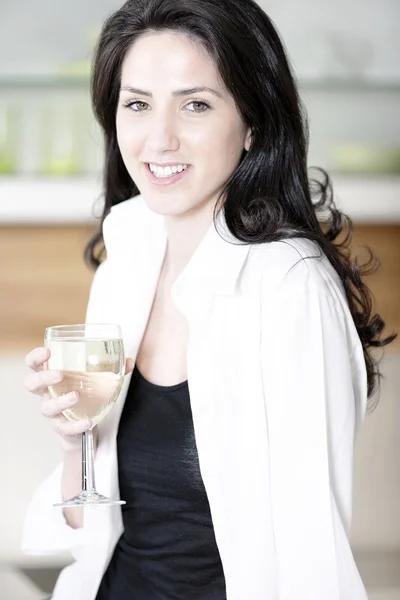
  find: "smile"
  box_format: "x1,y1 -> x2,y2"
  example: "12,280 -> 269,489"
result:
144,162 -> 191,187
149,163 -> 189,178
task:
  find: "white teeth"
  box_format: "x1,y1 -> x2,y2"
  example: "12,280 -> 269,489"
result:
148,163 -> 188,178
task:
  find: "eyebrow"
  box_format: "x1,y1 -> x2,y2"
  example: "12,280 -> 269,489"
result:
119,85 -> 223,98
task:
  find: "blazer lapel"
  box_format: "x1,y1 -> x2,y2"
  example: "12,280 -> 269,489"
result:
99,196 -> 168,436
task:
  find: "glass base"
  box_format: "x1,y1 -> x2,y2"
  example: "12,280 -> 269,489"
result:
53,490 -> 126,508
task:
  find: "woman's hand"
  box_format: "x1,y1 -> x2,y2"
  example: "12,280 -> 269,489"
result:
24,347 -> 134,452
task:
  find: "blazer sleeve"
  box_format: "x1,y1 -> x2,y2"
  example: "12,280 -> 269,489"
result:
21,260 -> 110,559
260,259 -> 368,600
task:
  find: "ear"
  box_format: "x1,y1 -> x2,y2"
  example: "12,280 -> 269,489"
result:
244,127 -> 252,152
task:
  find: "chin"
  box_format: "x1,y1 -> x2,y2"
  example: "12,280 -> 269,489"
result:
142,199 -> 184,217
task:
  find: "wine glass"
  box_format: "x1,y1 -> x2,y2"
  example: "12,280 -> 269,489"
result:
44,323 -> 126,508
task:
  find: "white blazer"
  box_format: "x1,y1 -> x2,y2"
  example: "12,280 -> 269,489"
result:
22,194 -> 369,600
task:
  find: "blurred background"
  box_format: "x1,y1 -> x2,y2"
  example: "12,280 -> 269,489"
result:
0,0 -> 399,598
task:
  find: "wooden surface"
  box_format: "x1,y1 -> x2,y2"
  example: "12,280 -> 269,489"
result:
348,226 -> 400,347
0,225 -> 399,353
0,226 -> 95,353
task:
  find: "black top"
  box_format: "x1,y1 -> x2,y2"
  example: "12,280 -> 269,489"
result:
95,366 -> 227,600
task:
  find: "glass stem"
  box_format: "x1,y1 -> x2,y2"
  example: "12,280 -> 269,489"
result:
82,430 -> 96,493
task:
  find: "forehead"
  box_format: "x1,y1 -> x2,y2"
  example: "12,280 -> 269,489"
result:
120,30 -> 224,89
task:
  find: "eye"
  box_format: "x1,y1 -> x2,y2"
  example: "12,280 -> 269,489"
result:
122,99 -> 211,113
186,101 -> 210,113
124,100 -> 149,112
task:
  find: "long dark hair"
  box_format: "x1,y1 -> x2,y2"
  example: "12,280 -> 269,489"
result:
86,0 -> 396,407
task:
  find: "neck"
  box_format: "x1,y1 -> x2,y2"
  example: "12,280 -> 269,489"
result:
162,201 -> 216,280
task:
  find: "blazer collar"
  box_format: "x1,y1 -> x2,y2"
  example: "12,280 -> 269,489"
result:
103,194 -> 251,296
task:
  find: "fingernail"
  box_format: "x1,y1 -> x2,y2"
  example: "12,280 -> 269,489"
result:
51,371 -> 62,382
66,393 -> 78,405
84,418 -> 92,429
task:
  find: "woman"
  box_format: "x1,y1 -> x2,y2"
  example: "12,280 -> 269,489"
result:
22,0 -> 395,599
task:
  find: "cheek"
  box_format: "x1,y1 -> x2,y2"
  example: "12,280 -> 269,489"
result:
116,112 -> 141,157
200,124 -> 245,176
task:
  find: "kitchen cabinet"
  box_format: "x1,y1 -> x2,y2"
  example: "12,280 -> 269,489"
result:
0,225 -> 94,352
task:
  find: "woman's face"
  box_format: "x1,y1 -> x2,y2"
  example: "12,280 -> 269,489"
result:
116,31 -> 251,219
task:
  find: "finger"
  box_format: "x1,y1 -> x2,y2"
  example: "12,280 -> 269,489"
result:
24,369 -> 63,395
40,392 -> 79,418
125,358 -> 135,375
25,347 -> 50,372
53,417 -> 92,437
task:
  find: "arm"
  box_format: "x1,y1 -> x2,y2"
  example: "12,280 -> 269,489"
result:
260,260 -> 368,599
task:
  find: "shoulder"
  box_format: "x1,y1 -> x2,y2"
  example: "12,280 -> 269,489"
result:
103,194 -> 147,232
109,193 -> 146,216
102,194 -> 165,255
244,237 -> 359,341
247,237 -> 365,357
246,237 -> 344,299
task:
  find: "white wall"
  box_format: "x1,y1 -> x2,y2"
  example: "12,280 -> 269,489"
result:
352,351 -> 400,550
0,0 -> 399,80
263,0 -> 400,81
0,356 -> 64,566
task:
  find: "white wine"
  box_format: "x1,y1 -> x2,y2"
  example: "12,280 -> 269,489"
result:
46,338 -> 125,427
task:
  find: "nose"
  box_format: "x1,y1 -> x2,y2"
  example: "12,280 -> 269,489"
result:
145,109 -> 180,155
